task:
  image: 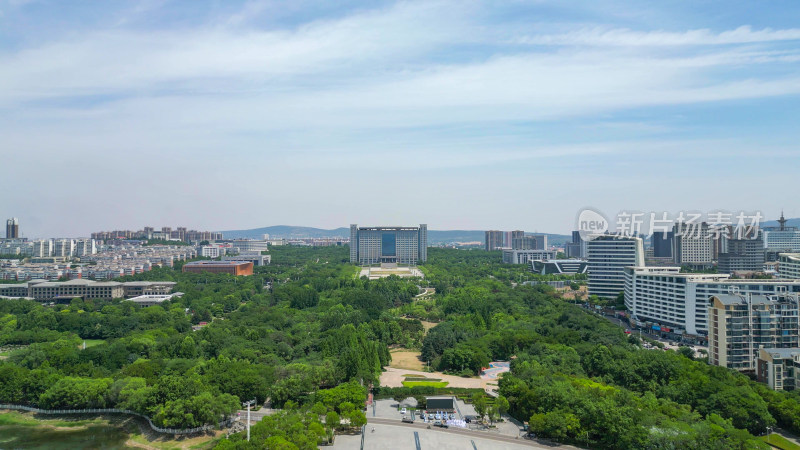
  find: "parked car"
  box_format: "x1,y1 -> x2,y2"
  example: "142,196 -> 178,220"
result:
400,408 -> 407,415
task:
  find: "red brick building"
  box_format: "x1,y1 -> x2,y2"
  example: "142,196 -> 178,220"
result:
182,260 -> 253,276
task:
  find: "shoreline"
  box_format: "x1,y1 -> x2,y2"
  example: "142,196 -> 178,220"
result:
0,410 -> 224,449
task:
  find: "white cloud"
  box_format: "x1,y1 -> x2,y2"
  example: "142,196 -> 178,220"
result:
516,25 -> 800,47
1,1 -> 799,236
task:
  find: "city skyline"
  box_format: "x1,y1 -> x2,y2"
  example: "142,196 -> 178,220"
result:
2,213 -> 799,240
2,1 -> 800,237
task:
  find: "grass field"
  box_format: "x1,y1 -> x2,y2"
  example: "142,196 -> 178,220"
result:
762,434 -> 800,450
389,350 -> 425,371
0,411 -> 102,428
402,381 -> 449,388
80,339 -> 106,348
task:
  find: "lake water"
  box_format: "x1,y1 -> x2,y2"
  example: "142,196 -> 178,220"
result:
0,424 -> 134,449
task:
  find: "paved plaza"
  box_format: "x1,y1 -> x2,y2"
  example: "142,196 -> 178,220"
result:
329,422 -> 552,450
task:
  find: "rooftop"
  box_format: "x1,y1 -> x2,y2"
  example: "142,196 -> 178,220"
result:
184,260 -> 252,266
712,294 -> 779,306
33,279 -> 122,288
761,348 -> 800,359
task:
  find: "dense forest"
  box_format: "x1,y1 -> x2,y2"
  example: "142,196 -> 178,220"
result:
1,246 -> 799,449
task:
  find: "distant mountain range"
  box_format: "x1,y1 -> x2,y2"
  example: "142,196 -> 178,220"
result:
220,225 -> 572,245
762,218 -> 800,228
219,218 -> 800,245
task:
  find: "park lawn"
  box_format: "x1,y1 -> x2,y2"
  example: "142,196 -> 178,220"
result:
762,433 -> 800,450
402,381 -> 449,388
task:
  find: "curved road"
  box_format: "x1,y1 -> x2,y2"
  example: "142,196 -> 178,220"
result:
366,418 -> 579,449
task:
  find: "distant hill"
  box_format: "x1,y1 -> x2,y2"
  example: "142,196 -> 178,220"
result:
221,225 -> 571,245
222,226 -> 349,239
762,218 -> 800,228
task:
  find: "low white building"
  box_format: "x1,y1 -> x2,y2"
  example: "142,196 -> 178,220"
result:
624,266 -> 800,335
502,249 -> 556,265
222,251 -> 271,266
230,239 -> 269,253
126,292 -> 183,307
200,245 -> 228,258
779,253 -> 800,279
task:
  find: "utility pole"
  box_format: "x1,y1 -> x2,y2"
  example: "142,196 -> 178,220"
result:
243,398 -> 256,441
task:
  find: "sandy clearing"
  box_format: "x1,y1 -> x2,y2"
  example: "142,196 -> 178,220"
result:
380,367 -> 485,390
389,350 -> 425,371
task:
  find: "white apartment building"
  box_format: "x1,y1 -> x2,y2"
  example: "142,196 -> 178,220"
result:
709,293 -> 800,372
502,249 -> 556,265
624,266 -> 800,335
779,253 -> 800,279
53,239 -> 75,257
74,239 -> 96,256
0,241 -> 33,256
672,222 -> 713,265
586,235 -> 644,299
200,245 -> 228,258
32,239 -> 53,257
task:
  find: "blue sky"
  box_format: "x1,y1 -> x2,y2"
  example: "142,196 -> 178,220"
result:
1,0 -> 799,238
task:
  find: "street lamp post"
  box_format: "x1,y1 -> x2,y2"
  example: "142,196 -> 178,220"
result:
243,399 -> 257,441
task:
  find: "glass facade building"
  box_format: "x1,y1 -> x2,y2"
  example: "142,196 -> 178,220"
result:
350,224 -> 427,266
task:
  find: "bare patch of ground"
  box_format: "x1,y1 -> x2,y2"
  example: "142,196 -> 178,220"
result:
389,350 -> 425,371
420,320 -> 438,332
381,367 -> 484,390
559,285 -> 587,300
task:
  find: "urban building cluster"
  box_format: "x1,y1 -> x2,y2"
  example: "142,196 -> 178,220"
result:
572,213 -> 800,390
90,226 -> 223,243
1,237 -> 97,258
1,243 -> 196,281
484,230 -> 548,251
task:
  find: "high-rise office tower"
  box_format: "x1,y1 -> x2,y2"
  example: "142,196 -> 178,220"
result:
718,230 -> 765,274
485,230 -> 504,251
6,218 -> 19,239
510,230 -> 525,249
566,231 -> 586,258
587,235 -> 644,299
651,231 -> 674,258
672,222 -> 713,265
